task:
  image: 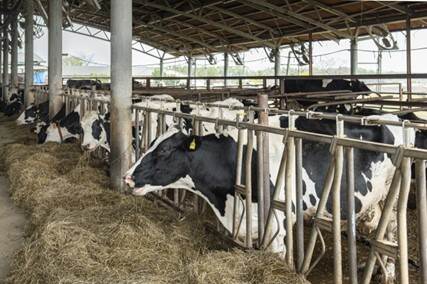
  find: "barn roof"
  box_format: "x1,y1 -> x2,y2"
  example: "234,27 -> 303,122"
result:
35,1 -> 427,57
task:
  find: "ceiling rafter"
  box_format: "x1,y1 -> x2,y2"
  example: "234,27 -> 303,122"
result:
209,5 -> 279,37
142,0 -> 277,48
242,0 -> 352,39
302,0 -> 356,23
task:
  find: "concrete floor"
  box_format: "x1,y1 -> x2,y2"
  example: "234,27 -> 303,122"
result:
0,115 -> 27,282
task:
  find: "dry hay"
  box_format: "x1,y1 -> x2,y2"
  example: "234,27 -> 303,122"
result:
1,141 -> 308,284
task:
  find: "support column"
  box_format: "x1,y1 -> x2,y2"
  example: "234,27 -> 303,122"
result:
187,56 -> 192,89
0,15 -> 3,90
159,57 -> 164,78
110,0 -> 133,191
11,14 -> 18,89
350,37 -> 358,75
3,18 -> 9,101
224,52 -> 228,88
308,33 -> 313,76
274,47 -> 280,85
25,0 -> 34,107
406,17 -> 412,94
48,0 -> 63,118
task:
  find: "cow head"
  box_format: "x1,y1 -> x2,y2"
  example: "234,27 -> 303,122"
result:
36,122 -> 49,144
125,127 -> 195,193
37,111 -> 82,144
16,104 -> 37,125
81,111 -> 110,151
351,80 -> 371,92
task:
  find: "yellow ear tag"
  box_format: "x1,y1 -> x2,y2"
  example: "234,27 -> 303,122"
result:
189,138 -> 196,150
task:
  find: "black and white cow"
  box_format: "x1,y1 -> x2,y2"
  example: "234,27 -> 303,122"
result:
80,95 -> 175,152
124,113 -> 414,279
1,89 -> 24,116
285,79 -> 372,111
16,101 -> 50,125
37,105 -> 82,144
66,79 -> 102,90
80,111 -> 111,151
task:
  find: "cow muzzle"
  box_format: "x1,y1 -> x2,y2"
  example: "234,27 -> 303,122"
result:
124,175 -> 135,188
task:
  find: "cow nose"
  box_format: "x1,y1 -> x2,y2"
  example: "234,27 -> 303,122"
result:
81,144 -> 92,151
124,175 -> 135,188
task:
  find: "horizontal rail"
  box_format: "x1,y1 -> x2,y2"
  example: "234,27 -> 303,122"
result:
132,74 -> 427,80
63,90 -> 427,131
131,105 -> 427,159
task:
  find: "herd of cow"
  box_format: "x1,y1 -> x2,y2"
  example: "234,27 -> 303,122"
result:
8,78 -> 427,281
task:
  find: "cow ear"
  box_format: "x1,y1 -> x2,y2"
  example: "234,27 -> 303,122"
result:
182,135 -> 201,151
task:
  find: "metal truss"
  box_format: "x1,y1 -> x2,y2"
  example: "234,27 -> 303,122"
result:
37,21 -> 165,60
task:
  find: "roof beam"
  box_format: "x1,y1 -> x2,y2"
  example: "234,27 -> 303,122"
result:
301,0 -> 356,23
145,0 -> 225,25
143,24 -> 218,53
142,1 -> 276,48
242,0 -> 352,39
374,1 -> 411,15
208,6 -> 280,36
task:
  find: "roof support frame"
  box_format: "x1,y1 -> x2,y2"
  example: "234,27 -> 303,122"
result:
142,0 -> 277,48
242,0 -> 352,39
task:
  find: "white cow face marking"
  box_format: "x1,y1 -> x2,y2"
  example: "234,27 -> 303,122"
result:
81,111 -> 109,152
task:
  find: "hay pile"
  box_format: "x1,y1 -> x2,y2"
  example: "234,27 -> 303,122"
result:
2,141 -> 308,284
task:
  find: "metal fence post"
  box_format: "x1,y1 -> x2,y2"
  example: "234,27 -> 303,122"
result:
134,110 -> 140,160
245,110 -> 255,248
416,159 -> 427,283
285,111 -> 296,268
332,116 -> 344,284
397,156 -> 411,284
295,137 -> 304,271
256,125 -> 265,245
232,114 -> 244,237
345,147 -> 358,284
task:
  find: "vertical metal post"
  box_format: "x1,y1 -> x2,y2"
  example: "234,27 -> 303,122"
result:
350,37 -> 358,76
346,147 -> 358,284
332,117 -> 344,284
159,57 -> 164,78
416,160 -> 427,284
10,14 -> 18,89
308,33 -> 313,76
134,110 -> 140,160
224,52 -> 228,88
398,156 -> 411,284
232,115 -> 244,237
25,0 -> 34,107
110,0 -> 133,191
0,14 -> 2,90
258,94 -> 270,224
48,0 -> 63,118
285,112 -> 296,268
256,126 -> 265,245
274,48 -> 281,86
296,137 -> 304,271
245,110 -> 254,248
3,1 -> 9,101
406,17 -> 412,95
187,57 -> 192,89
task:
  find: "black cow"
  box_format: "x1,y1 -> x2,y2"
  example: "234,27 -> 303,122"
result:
66,79 -> 102,90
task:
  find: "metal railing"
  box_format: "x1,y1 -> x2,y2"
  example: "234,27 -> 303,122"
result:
58,89 -> 427,283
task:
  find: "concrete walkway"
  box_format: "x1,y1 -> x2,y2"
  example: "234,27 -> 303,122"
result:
0,115 -> 27,282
